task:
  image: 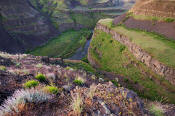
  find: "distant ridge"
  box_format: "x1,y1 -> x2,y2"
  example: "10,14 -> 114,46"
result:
130,0 -> 175,18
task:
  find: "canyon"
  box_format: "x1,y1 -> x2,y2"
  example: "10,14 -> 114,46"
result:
1,0 -> 175,116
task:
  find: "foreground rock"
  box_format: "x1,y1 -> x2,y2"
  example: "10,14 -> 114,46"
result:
0,52 -> 150,116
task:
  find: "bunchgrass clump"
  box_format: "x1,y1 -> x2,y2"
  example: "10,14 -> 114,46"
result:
71,92 -> 83,116
0,65 -> 6,71
24,80 -> 39,88
0,89 -> 52,115
88,83 -> 97,99
73,76 -> 85,86
35,73 -> 46,81
149,102 -> 164,116
36,63 -> 43,68
43,86 -> 59,94
66,66 -> 73,70
15,62 -> 21,67
73,80 -> 84,86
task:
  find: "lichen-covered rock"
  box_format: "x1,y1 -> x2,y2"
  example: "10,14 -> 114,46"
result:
72,82 -> 149,116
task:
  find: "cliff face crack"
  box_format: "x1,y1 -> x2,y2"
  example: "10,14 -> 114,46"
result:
94,23 -> 175,86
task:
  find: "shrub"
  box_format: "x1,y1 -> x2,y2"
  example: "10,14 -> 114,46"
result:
81,56 -> 89,63
73,80 -> 84,86
73,76 -> 85,86
0,89 -> 52,115
71,92 -> 83,116
43,86 -> 59,94
0,66 -> 6,71
35,73 -> 46,81
119,45 -> 126,53
36,63 -> 43,68
124,78 -> 129,83
111,80 -> 119,87
110,40 -> 113,43
65,66 -> 73,70
24,80 -> 39,88
164,18 -> 174,23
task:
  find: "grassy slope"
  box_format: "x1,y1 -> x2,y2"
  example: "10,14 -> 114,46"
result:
129,13 -> 175,22
89,29 -> 175,103
99,19 -> 175,68
30,29 -> 91,58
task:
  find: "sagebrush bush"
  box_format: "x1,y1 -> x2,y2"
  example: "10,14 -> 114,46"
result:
0,89 -> 53,115
35,73 -> 46,81
43,86 -> 59,94
24,80 -> 39,88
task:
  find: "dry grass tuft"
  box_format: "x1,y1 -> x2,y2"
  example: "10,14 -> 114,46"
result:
88,83 -> 97,99
71,90 -> 84,116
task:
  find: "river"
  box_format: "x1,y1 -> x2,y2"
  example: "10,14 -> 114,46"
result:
69,39 -> 91,60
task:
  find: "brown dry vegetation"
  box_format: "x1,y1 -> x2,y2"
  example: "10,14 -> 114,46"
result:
130,0 -> 175,18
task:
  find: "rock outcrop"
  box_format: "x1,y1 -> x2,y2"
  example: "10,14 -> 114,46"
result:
0,52 -> 149,116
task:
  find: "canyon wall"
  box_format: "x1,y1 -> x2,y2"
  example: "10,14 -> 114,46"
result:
0,0 -> 57,53
89,23 -> 175,85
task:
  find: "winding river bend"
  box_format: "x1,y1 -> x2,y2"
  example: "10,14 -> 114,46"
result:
69,39 -> 91,60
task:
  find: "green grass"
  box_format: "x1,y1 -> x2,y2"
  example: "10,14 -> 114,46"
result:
164,17 -> 175,23
99,19 -> 175,69
35,73 -> 46,82
149,103 -> 164,116
24,80 -> 39,88
128,13 -> 175,23
0,66 -> 6,71
89,29 -> 175,103
73,76 -> 86,86
29,29 -> 91,58
73,79 -> 84,86
111,80 -> 119,87
43,86 -> 59,94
